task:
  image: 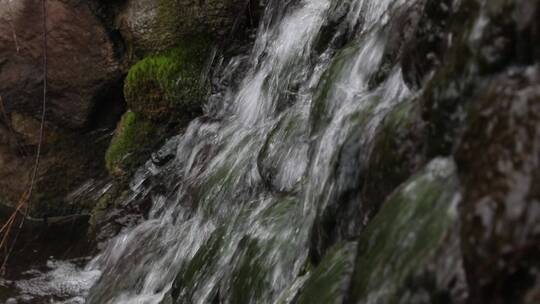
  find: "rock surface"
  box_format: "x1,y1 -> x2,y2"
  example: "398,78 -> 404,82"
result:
456,69 -> 540,304
0,0 -> 124,215
0,0 -> 122,129
348,158 -> 467,303
118,0 -> 258,55
416,1 -> 540,301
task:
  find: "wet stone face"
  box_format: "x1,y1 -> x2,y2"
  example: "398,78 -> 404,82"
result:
456,68 -> 540,303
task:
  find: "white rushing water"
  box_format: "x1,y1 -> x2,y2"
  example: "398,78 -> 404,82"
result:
8,0 -> 420,303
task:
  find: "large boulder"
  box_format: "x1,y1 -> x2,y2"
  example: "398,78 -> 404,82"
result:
117,0 -> 258,55
455,69 -> 540,304
0,0 -> 122,129
0,0 -> 124,216
348,158 -> 467,304
415,1 -> 540,301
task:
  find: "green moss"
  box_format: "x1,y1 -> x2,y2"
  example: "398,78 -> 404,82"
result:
105,111 -> 160,177
88,184 -> 129,234
348,158 -> 461,303
124,40 -> 211,122
296,242 -> 358,304
372,100 -> 416,178
227,237 -> 269,304
225,196 -> 307,303
363,99 -> 424,214
257,111 -> 309,192
171,226 -> 227,302
311,43 -> 360,133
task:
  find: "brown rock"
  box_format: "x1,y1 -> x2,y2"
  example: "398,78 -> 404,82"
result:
455,68 -> 540,304
0,0 -> 124,216
0,122 -> 32,206
0,0 -> 121,129
10,111 -> 58,145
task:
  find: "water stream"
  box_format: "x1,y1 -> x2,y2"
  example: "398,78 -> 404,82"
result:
8,0 -> 434,303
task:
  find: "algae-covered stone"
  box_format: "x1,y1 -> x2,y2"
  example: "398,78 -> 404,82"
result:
296,242 -> 358,304
348,158 -> 467,304
257,111 -> 309,193
105,111 -> 161,177
171,227 -> 226,302
124,42 -> 211,123
221,196 -> 308,304
169,195 -> 308,304
119,0 -> 253,55
363,99 -> 425,218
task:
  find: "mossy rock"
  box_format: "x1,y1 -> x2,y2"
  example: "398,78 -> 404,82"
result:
168,195 -> 308,304
348,158 -> 466,303
362,99 -> 425,217
105,110 -> 161,177
221,196 -> 308,304
170,226 -> 227,302
124,41 -> 211,123
257,111 -> 309,193
310,42 -> 363,134
119,0 -> 252,56
88,183 -> 130,236
296,242 -> 358,304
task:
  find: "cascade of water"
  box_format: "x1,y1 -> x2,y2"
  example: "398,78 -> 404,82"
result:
87,0 -> 417,303
9,0 -> 421,303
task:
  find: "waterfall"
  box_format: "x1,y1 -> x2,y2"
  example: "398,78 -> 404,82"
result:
9,0 -> 425,303
88,0 -> 415,303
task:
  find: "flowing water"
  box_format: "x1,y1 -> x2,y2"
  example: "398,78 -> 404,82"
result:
7,0 -> 429,303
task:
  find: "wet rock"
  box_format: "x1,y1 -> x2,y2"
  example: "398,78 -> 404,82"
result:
32,130 -> 116,216
219,196 -> 307,304
0,0 -> 125,216
118,0 -> 259,55
308,66 -> 412,264
257,111 -> 309,194
123,41 -> 211,123
0,122 -> 33,208
168,195 -> 307,304
361,99 -> 425,220
455,68 -> 540,304
415,5 -> 540,300
295,242 -> 358,304
170,227 -> 226,302
0,0 -> 122,129
0,121 -> 114,216
420,0 -> 540,157
151,151 -> 175,167
89,183 -> 150,246
400,0 -> 452,89
105,111 -> 163,177
348,158 -> 467,304
368,0 -> 425,89
10,111 -> 58,146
